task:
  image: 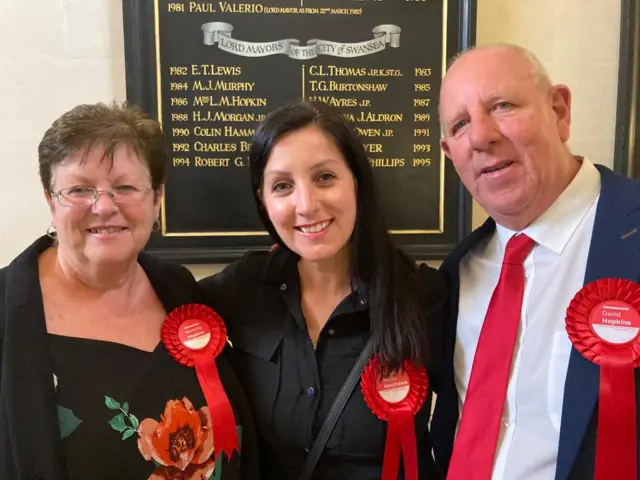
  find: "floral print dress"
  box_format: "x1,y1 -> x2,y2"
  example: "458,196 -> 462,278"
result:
50,334 -> 250,480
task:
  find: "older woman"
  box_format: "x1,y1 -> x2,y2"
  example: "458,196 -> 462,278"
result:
0,102 -> 258,480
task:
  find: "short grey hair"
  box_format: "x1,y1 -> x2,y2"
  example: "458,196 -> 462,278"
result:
447,43 -> 552,92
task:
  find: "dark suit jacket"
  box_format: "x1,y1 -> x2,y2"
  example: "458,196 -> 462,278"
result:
431,166 -> 640,480
0,236 -> 259,480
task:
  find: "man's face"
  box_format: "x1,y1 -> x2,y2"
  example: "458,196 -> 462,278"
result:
439,47 -> 574,229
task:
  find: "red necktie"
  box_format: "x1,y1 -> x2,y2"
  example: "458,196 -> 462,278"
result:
447,234 -> 536,480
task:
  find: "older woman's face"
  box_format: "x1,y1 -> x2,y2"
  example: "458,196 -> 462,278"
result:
47,144 -> 162,268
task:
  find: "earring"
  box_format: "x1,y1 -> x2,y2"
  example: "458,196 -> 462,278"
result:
46,223 -> 58,240
152,219 -> 161,232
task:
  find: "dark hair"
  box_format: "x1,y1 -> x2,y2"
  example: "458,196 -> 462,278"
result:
38,101 -> 168,192
249,100 -> 429,371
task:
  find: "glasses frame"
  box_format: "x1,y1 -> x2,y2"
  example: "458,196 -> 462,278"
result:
51,186 -> 153,208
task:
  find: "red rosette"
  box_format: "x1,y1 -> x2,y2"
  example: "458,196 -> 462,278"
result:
566,278 -> 640,480
161,304 -> 227,367
161,304 -> 239,460
361,355 -> 428,480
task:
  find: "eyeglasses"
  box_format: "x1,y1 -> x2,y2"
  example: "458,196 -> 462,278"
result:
51,185 -> 153,207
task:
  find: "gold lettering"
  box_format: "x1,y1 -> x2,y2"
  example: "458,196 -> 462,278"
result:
354,128 -> 381,137
414,83 -> 431,92
412,158 -> 432,167
168,2 -> 185,12
193,96 -> 214,106
170,97 -> 188,107
194,157 -> 231,167
215,80 -> 255,91
193,81 -> 215,91
326,66 -> 367,76
225,126 -> 255,136
170,82 -> 188,91
368,158 -> 405,168
194,142 -> 237,153
192,80 -> 255,91
217,96 -> 267,107
363,144 -> 383,153
218,2 -> 265,13
307,96 -> 357,107
214,112 -> 255,122
191,65 -> 242,76
191,111 -> 256,122
172,158 -> 190,167
256,6 -> 361,14
189,2 -> 216,12
194,127 -> 223,137
357,112 -> 403,122
309,81 -> 388,92
368,68 -> 402,77
169,66 -> 188,75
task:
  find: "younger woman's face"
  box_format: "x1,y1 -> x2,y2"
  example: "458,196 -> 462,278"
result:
261,125 -> 357,263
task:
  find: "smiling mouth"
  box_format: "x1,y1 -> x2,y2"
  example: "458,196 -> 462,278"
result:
295,220 -> 333,234
481,161 -> 514,174
88,227 -> 127,234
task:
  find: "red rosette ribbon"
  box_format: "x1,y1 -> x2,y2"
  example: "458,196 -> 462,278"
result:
566,278 -> 640,480
161,303 -> 239,460
361,355 -> 429,480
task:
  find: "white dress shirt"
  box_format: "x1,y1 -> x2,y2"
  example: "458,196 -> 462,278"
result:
454,158 -> 601,480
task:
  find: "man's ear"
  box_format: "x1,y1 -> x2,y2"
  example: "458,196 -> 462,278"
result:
549,84 -> 572,143
440,138 -> 452,158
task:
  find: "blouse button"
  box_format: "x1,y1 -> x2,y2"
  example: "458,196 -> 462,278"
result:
280,283 -> 287,291
360,298 -> 367,305
306,387 -> 316,398
327,329 -> 336,336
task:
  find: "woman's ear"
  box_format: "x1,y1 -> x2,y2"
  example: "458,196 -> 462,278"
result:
44,190 -> 55,216
153,185 -> 165,218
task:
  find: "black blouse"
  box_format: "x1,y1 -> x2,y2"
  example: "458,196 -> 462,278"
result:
0,236 -> 259,480
199,247 -> 446,480
49,334 -> 248,480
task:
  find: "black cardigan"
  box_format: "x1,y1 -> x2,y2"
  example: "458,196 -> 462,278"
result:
0,236 -> 258,479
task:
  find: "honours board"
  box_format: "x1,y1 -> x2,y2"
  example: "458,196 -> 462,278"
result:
124,0 -> 476,262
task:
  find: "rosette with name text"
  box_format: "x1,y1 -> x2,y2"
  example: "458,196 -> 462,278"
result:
566,278 -> 640,480
361,355 -> 428,480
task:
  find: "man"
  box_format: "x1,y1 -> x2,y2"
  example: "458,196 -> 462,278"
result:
431,44 -> 640,480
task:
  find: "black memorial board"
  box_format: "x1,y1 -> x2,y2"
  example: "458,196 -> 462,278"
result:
124,0 -> 476,263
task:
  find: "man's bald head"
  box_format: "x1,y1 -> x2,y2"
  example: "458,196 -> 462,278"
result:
447,44 -> 553,93
438,43 -> 577,231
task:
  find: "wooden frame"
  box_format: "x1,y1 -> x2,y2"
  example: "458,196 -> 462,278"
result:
614,0 -> 640,177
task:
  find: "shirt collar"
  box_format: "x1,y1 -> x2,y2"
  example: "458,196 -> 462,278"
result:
495,157 -> 601,255
260,245 -> 369,312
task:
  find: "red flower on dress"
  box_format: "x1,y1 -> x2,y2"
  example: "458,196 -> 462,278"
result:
138,398 -> 215,480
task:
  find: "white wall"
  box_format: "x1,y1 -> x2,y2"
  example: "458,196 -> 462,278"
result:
0,0 -> 126,266
473,0 -> 622,228
0,0 -> 622,270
